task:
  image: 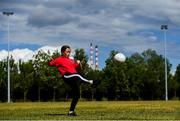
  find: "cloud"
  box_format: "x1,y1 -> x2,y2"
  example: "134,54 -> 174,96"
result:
0,46 -> 58,63
27,5 -> 80,28
0,0 -> 180,71
0,48 -> 33,62
11,48 -> 34,62
0,50 -> 8,61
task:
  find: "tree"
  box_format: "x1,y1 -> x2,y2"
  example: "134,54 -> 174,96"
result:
127,52 -> 145,100
103,50 -> 129,100
13,60 -> 34,101
32,50 -> 63,101
140,49 -> 171,100
173,64 -> 180,99
0,60 -> 7,102
74,48 -> 89,75
103,49 -> 171,100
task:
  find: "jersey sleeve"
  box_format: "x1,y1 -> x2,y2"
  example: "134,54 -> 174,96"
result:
48,58 -> 61,67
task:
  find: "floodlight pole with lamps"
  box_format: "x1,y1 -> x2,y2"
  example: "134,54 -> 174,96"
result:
2,12 -> 14,103
161,25 -> 168,101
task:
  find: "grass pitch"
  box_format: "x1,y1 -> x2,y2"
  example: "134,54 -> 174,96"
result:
0,101 -> 180,120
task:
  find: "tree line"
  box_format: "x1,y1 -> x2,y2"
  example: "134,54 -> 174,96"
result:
0,48 -> 180,102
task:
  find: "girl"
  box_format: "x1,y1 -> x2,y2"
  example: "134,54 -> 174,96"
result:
49,45 -> 98,116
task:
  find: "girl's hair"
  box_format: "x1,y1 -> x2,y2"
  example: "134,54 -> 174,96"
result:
61,45 -> 70,53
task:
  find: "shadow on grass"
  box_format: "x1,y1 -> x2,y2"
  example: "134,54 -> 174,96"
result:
46,113 -> 67,116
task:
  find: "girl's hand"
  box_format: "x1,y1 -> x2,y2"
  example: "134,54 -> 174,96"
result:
76,60 -> 80,64
76,60 -> 82,70
48,56 -> 53,60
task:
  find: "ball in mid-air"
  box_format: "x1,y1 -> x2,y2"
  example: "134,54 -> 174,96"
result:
114,53 -> 126,62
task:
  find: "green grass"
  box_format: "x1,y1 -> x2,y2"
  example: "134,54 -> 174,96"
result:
0,101 -> 180,120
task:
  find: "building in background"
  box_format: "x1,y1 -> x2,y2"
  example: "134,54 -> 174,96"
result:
89,43 -> 99,70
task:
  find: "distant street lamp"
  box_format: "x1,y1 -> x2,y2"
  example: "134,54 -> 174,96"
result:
160,25 -> 168,101
2,11 -> 14,103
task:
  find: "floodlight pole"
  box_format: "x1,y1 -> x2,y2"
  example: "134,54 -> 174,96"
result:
161,25 -> 168,101
3,12 -> 14,103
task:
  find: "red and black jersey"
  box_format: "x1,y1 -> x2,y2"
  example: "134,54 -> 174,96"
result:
49,56 -> 79,76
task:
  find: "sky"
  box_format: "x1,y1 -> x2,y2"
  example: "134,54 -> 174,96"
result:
0,0 -> 180,73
